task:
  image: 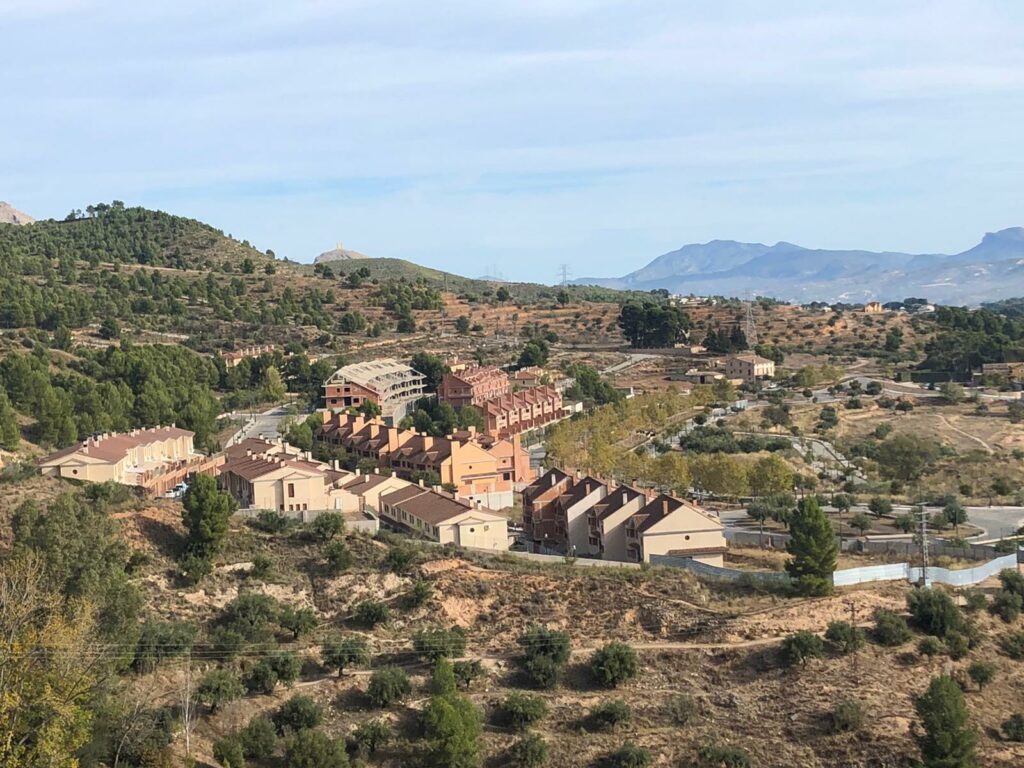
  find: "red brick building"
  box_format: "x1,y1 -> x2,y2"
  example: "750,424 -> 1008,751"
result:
438,366 -> 511,408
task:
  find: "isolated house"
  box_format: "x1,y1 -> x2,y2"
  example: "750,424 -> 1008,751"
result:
724,354 -> 775,384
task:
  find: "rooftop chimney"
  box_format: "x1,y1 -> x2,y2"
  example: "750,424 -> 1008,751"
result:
662,498 -> 669,514
418,478 -> 425,487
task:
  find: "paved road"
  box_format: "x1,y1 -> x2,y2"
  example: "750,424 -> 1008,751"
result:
600,353 -> 659,375
226,404 -> 298,446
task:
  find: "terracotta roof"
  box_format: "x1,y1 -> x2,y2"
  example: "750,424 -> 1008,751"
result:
40,426 -> 193,465
523,467 -> 570,499
340,473 -> 397,492
633,494 -> 719,534
665,546 -> 729,557
594,486 -> 644,521
390,491 -> 482,525
558,476 -> 606,509
381,485 -> 431,507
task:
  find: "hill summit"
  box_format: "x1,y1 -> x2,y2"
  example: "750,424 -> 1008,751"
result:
0,201 -> 34,225
314,241 -> 371,264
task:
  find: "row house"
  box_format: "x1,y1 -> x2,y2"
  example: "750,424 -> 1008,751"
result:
38,426 -> 223,495
318,411 -> 534,509
478,386 -> 564,439
438,366 -> 511,408
378,484 -> 509,550
522,468 -> 725,565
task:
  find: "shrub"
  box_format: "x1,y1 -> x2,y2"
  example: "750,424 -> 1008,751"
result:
367,667 -> 411,708
238,716 -> 277,759
1001,631 -> 1024,660
963,590 -> 988,613
999,569 -> 1024,599
279,606 -> 318,639
945,631 -> 970,661
824,620 -> 865,654
918,636 -> 945,659
384,544 -> 416,573
133,618 -> 197,672
509,732 -> 549,767
273,695 -> 323,734
413,627 -> 467,661
323,541 -> 352,575
830,699 -> 865,733
990,590 -> 1023,623
353,599 -> 390,627
421,692 -> 482,768
967,661 -> 995,690
1002,713 -> 1024,742
321,635 -> 370,676
607,741 -> 651,768
590,641 -> 639,688
284,729 -> 348,768
209,627 -> 246,660
453,660 -> 486,690
524,655 -> 562,690
873,609 -> 912,646
907,588 -> 963,638
270,651 -> 302,686
914,675 -> 977,768
245,660 -> 279,695
517,626 -> 571,665
213,737 -> 246,768
429,657 -> 457,696
250,554 -> 274,580
666,694 -> 699,725
251,509 -> 292,533
348,719 -> 392,757
409,579 -> 434,607
196,668 -> 244,713
496,693 -> 549,731
309,512 -> 345,542
780,630 -> 825,666
587,699 -> 631,731
222,592 -> 280,642
695,743 -> 751,768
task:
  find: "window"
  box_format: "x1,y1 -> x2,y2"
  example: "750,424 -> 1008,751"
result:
287,483 -> 295,498
684,534 -> 690,540
469,527 -> 475,533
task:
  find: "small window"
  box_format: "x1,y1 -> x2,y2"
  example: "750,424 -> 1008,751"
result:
72,469 -> 78,475
288,483 -> 295,498
685,534 -> 691,540
469,527 -> 475,533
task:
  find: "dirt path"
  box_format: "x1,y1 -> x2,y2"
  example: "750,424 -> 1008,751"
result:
938,414 -> 994,453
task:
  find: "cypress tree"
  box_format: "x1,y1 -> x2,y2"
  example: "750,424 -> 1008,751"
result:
0,391 -> 19,450
785,497 -> 838,595
914,675 -> 977,768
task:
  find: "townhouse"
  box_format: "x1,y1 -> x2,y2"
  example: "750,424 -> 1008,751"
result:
521,468 -> 725,565
477,386 -> 564,439
317,411 -> 534,509
378,484 -> 509,550
38,426 -> 222,495
438,366 -> 511,408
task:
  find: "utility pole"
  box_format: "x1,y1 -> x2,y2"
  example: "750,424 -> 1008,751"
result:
744,295 -> 758,346
918,506 -> 930,587
181,651 -> 193,759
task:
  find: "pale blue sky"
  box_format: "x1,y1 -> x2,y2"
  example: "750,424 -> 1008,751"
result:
3,1 -> 1023,280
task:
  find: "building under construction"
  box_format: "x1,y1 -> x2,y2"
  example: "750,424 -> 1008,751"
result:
323,358 -> 427,423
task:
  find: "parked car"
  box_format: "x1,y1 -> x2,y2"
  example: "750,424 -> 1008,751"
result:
164,482 -> 188,499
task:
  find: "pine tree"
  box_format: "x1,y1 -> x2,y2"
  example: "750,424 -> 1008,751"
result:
914,675 -> 977,768
785,497 -> 838,595
0,391 -> 20,450
181,474 -> 237,562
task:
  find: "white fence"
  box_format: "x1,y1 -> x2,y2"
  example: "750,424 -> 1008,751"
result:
653,551 -> 1021,588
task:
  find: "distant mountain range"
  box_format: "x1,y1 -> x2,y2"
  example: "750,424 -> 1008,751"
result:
575,227 -> 1024,305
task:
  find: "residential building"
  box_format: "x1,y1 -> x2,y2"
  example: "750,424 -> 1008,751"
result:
522,469 -> 725,564
724,354 -> 775,383
222,345 -> 276,368
378,485 -> 509,550
478,386 -> 564,439
38,426 -> 222,495
587,486 -> 648,560
624,494 -> 726,566
981,362 -> 1024,384
439,366 -> 510,408
317,412 -> 534,508
511,366 -> 544,389
323,359 -> 427,423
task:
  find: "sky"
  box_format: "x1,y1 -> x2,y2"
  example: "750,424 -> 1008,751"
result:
2,1 -> 1024,281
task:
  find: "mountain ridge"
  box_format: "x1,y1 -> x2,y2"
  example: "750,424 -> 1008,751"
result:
574,228 -> 1024,304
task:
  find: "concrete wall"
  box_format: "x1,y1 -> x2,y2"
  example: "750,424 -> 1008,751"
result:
235,506 -> 379,534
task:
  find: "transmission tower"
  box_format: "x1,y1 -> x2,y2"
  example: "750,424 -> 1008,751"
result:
744,294 -> 758,346
558,264 -> 571,286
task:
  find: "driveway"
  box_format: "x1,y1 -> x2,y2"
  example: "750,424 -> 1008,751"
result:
227,403 -> 299,446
